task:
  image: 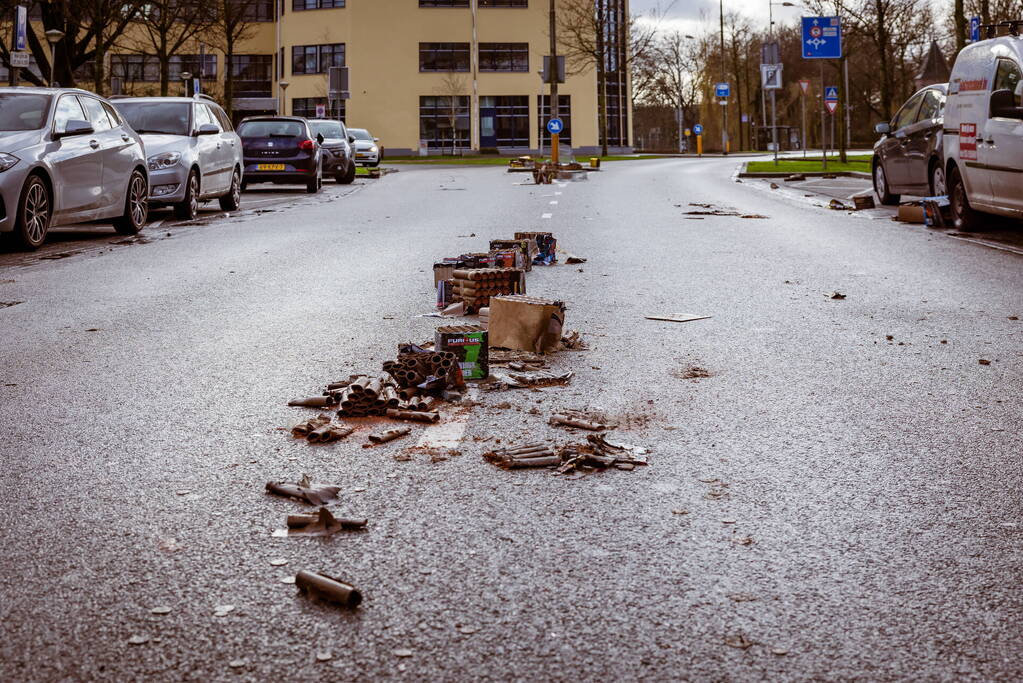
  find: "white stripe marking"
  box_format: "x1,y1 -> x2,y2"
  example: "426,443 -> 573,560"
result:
541,212 -> 553,219
550,200 -> 558,205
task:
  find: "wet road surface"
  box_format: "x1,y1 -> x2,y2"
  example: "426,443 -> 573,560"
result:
1,158 -> 1021,680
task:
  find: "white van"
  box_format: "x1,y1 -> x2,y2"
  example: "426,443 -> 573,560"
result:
943,25 -> 1023,229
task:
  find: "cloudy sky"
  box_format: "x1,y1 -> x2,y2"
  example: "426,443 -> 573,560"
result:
630,0 -> 805,37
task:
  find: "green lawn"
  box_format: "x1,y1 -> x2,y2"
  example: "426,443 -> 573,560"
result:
745,154 -> 873,174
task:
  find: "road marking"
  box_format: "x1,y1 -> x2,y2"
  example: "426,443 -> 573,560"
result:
541,212 -> 553,219
555,192 -> 562,195
550,200 -> 558,205
416,417 -> 468,450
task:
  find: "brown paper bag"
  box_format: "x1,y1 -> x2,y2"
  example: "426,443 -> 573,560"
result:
488,295 -> 565,353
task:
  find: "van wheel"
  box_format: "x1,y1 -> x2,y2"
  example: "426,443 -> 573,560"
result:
872,158 -> 899,206
113,169 -> 148,234
949,165 -> 984,231
12,174 -> 51,250
929,161 -> 947,197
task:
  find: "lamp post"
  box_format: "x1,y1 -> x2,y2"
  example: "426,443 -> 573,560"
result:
676,35 -> 696,154
767,1 -> 799,160
719,0 -> 727,155
180,71 -> 192,97
45,29 -> 64,87
278,80 -> 289,116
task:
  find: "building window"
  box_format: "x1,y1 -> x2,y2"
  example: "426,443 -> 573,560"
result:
293,97 -> 346,120
242,0 -> 275,21
538,94 -> 571,147
292,43 -> 345,75
480,0 -> 527,5
293,0 -> 344,9
230,54 -> 273,97
110,54 -> 159,83
599,0 -> 629,147
419,0 -> 468,6
479,43 -> 528,72
480,95 -> 529,147
419,43 -> 470,72
419,0 -> 525,5
420,95 -> 470,150
170,54 -> 218,80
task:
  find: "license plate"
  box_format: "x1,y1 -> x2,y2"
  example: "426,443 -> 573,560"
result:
257,163 -> 285,171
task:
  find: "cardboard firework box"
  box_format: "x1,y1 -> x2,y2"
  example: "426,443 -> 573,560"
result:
489,239 -> 534,271
435,324 -> 489,380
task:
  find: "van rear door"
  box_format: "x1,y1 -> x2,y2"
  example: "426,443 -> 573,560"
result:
983,57 -> 1023,213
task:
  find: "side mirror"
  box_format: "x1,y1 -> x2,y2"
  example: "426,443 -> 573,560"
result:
55,119 -> 94,139
990,88 -> 1023,119
874,122 -> 891,135
316,133 -> 324,144
373,137 -> 379,142
196,123 -> 219,135
348,135 -> 355,143
1016,81 -> 1023,98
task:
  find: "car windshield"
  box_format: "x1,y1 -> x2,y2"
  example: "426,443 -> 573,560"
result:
349,128 -> 373,141
0,93 -> 52,131
239,120 -> 304,138
310,121 -> 344,139
114,101 -> 190,135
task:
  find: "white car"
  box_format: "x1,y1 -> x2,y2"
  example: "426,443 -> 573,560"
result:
348,127 -> 381,167
943,25 -> 1023,229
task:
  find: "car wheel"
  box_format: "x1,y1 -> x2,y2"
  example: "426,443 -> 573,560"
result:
307,166 -> 321,193
174,170 -> 199,220
948,164 -> 984,231
872,159 -> 900,206
12,174 -> 51,251
113,169 -> 148,235
219,169 -> 242,211
367,161 -> 380,168
929,161 -> 947,197
338,160 -> 356,184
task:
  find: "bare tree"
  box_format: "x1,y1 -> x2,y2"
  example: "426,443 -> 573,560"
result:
126,0 -> 214,96
206,0 -> 266,117
436,73 -> 467,155
633,31 -> 702,151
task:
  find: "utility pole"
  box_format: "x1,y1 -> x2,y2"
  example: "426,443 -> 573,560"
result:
719,0 -> 728,154
549,0 -> 560,164
471,0 -> 479,152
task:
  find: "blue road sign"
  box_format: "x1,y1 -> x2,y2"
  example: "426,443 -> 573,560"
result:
693,123 -> 704,135
14,5 -> 27,52
801,16 -> 842,59
824,86 -> 839,101
970,16 -> 981,42
714,83 -> 730,98
546,118 -> 564,135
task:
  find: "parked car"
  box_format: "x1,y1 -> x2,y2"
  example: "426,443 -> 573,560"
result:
943,26 -> 1023,229
237,116 -> 322,193
348,127 -> 381,167
307,118 -> 356,184
0,87 -> 148,250
872,83 -> 947,205
112,94 -> 242,220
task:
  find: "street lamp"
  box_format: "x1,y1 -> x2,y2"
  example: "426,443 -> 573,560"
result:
278,80 -> 289,116
44,29 -> 64,87
180,71 -> 192,98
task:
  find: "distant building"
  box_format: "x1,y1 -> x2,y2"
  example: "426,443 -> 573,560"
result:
102,0 -> 633,155
915,41 -> 951,89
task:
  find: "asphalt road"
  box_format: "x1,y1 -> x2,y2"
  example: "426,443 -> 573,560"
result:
1,157 -> 1021,681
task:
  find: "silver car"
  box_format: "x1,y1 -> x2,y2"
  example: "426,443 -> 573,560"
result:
348,127 -> 381,167
113,94 -> 242,220
0,87 -> 148,250
307,118 -> 356,184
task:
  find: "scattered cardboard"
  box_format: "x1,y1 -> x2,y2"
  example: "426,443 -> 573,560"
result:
644,314 -> 711,323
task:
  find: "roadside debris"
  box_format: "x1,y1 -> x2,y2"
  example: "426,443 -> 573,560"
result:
549,411 -> 612,431
565,255 -> 587,264
684,203 -> 741,217
367,427 -> 412,445
295,570 -> 363,608
853,195 -> 876,210
896,203 -> 925,223
284,508 -> 367,537
724,634 -> 755,650
828,199 -> 850,211
827,292 -> 846,300
266,476 -> 340,506
559,330 -> 587,350
979,359 -> 991,365
489,295 -> 566,353
487,369 -> 573,389
784,174 -> 805,182
386,408 -> 440,423
644,314 -> 711,323
483,434 -> 647,473
740,214 -> 768,219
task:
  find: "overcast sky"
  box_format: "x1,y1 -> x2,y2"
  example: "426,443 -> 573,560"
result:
630,0 -> 805,37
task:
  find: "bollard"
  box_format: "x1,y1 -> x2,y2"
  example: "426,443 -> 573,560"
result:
295,570 -> 363,608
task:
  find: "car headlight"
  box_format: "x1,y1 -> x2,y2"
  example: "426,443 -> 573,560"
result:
147,151 -> 181,171
369,145 -> 378,153
0,153 -> 19,172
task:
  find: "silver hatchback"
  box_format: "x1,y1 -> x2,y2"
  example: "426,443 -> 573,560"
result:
0,87 -> 149,250
112,95 -> 243,219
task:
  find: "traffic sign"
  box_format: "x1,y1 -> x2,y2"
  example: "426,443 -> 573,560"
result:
970,16 -> 981,42
824,85 -> 838,114
761,64 -> 783,90
9,51 -> 29,68
315,103 -> 326,118
801,16 -> 842,59
799,79 -> 810,95
684,128 -> 691,136
714,82 -> 730,98
14,5 -> 27,52
546,118 -> 564,135
693,123 -> 704,135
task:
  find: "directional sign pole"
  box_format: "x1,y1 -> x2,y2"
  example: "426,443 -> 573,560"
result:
820,62 -> 827,171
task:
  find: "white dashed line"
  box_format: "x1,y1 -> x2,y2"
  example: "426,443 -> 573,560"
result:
541,213 -> 553,219
555,191 -> 562,195
549,200 -> 558,205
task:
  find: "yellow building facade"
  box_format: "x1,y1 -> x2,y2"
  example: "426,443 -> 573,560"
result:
107,0 -> 633,156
